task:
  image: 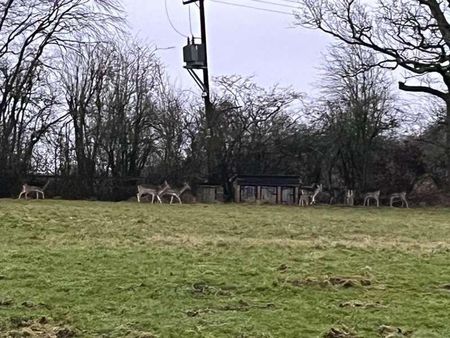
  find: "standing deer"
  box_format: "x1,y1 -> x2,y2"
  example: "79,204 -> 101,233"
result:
137,181 -> 170,203
162,182 -> 191,204
345,189 -> 355,206
298,184 -> 322,206
363,190 -> 380,207
299,190 -> 311,206
18,180 -> 50,200
390,192 -> 409,208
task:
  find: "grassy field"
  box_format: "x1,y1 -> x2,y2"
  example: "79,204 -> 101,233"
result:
1,200 -> 450,337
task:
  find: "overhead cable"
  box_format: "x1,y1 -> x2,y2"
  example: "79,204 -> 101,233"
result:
210,0 -> 295,16
165,0 -> 189,38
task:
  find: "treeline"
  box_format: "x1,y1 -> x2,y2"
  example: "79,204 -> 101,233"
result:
0,0 -> 447,200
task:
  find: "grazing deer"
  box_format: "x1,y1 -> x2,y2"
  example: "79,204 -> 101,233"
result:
390,192 -> 409,208
137,181 -> 170,203
345,189 -> 355,206
363,190 -> 380,207
162,182 -> 191,204
18,180 -> 50,200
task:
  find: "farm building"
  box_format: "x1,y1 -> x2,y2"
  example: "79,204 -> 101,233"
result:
230,175 -> 302,205
196,184 -> 224,203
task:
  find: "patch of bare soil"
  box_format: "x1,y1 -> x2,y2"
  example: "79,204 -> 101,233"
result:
277,263 -> 289,272
289,275 -> 372,288
339,300 -> 385,309
0,298 -> 13,307
186,300 -> 275,316
323,326 -> 357,338
190,281 -> 232,297
438,283 -> 450,291
125,332 -> 157,338
1,317 -> 77,338
218,299 -> 275,312
378,325 -> 413,337
185,308 -> 216,317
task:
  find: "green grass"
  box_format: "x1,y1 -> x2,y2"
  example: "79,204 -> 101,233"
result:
1,200 -> 450,337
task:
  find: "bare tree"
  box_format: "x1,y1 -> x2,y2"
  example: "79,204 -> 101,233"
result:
298,0 -> 450,185
204,75 -> 303,189
0,0 -> 122,178
314,44 -> 399,190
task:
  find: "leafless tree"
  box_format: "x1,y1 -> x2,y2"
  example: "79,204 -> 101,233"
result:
0,0 -> 122,178
313,44 -> 399,190
297,0 -> 450,184
202,75 -> 303,189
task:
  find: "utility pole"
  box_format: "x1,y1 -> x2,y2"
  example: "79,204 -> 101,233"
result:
182,0 -> 216,182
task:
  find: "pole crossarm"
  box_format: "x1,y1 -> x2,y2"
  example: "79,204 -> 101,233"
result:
186,68 -> 206,92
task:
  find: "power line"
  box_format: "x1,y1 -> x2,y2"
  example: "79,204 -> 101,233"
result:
244,0 -> 299,10
164,0 -> 188,38
277,0 -> 302,4
209,0 -> 295,16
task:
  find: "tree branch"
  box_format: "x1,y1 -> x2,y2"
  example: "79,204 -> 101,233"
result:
398,81 -> 448,101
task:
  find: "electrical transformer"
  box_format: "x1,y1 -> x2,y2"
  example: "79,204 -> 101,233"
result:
183,43 -> 206,69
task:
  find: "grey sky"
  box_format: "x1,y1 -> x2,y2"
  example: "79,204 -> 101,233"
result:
122,0 -> 330,94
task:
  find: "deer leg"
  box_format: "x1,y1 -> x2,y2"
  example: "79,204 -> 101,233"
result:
156,195 -> 162,203
151,194 -> 155,204
137,193 -> 140,203
403,198 -> 409,208
176,195 -> 182,204
170,196 -> 174,204
376,198 -> 379,207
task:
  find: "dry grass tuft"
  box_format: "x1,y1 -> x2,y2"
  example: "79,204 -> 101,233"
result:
1,317 -> 76,338
323,325 -> 358,338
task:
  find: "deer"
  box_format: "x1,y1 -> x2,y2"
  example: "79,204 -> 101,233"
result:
298,184 -> 322,206
345,189 -> 355,206
363,190 -> 380,207
162,182 -> 191,204
299,190 -> 311,206
137,181 -> 170,203
390,192 -> 409,208
18,180 -> 50,200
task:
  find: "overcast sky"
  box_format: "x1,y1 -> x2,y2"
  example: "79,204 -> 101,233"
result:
122,0 -> 331,95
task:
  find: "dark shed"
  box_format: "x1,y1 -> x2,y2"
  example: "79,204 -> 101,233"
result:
230,175 -> 302,204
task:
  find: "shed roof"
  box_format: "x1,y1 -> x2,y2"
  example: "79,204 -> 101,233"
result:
230,175 -> 302,187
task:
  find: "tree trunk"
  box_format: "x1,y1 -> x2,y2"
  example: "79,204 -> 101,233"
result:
446,102 -> 450,188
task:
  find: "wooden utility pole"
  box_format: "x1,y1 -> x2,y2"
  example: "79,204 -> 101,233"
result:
182,0 -> 216,181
